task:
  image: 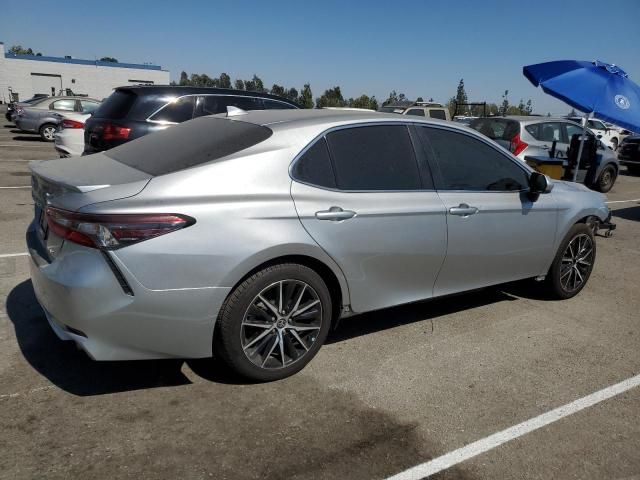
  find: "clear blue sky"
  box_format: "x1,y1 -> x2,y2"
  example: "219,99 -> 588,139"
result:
4,0 -> 639,114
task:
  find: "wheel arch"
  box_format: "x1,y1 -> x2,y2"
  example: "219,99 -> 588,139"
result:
221,250 -> 349,326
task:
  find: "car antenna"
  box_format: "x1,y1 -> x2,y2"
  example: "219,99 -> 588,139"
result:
226,106 -> 248,117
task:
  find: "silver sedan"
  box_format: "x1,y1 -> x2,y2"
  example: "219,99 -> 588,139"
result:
27,110 -> 612,381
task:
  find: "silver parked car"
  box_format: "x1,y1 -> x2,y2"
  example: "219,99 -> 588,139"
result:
28,110 -> 612,381
15,96 -> 101,141
470,116 -> 619,192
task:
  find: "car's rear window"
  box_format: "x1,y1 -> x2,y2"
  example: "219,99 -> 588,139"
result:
92,90 -> 137,119
105,116 -> 273,176
470,118 -> 520,140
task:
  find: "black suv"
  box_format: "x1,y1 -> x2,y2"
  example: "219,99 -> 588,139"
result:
84,86 -> 300,154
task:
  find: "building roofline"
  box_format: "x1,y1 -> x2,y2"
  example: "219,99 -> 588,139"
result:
4,53 -> 166,71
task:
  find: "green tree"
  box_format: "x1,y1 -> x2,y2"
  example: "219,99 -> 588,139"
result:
316,86 -> 346,108
218,73 -> 231,89
455,79 -> 468,112
446,96 -> 457,117
270,84 -> 286,97
348,94 -> 378,110
298,83 -> 313,108
487,103 -> 499,115
383,90 -> 399,106
285,87 -> 299,102
99,56 -> 118,63
568,107 -> 577,117
234,79 -> 245,90
244,74 -> 264,92
179,71 -> 190,86
500,90 -> 510,115
525,99 -> 533,115
517,99 -> 526,115
416,96 -> 424,102
9,45 -> 35,55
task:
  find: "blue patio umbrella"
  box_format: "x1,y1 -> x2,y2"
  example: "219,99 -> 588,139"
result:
523,60 -> 640,181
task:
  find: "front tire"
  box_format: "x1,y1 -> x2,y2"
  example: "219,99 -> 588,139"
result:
39,123 -> 57,142
595,165 -> 616,193
545,224 -> 596,299
214,263 -> 332,381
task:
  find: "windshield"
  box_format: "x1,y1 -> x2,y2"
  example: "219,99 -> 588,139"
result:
105,116 -> 273,176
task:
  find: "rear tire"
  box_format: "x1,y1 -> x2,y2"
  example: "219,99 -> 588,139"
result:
544,224 -> 596,299
39,123 -> 57,142
595,165 -> 616,193
214,263 -> 332,382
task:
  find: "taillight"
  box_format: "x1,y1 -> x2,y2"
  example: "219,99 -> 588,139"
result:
510,133 -> 528,156
62,119 -> 85,129
46,207 -> 195,250
101,124 -> 131,141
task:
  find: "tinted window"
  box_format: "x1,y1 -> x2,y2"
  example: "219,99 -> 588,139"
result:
51,99 -> 76,111
405,109 -> 425,116
198,96 -> 264,116
421,127 -> 529,191
326,125 -> 421,190
525,122 -> 562,142
470,118 -> 519,141
264,99 -> 296,110
565,123 -> 594,142
588,120 -> 605,130
428,109 -> 447,120
292,138 -> 336,188
151,96 -> 196,123
80,100 -> 100,113
106,117 -> 273,176
93,90 -> 137,119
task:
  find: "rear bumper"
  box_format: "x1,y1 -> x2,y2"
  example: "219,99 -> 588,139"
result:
27,223 -> 230,360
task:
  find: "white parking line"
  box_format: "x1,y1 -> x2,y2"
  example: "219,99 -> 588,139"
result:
385,373 -> 640,480
0,186 -> 31,189
0,252 -> 29,258
0,144 -> 52,147
606,199 -> 640,204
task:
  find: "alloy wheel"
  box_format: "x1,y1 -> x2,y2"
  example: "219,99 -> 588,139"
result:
560,234 -> 594,293
42,126 -> 56,141
241,280 -> 323,369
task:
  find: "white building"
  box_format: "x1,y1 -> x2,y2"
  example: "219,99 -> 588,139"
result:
0,42 -> 170,103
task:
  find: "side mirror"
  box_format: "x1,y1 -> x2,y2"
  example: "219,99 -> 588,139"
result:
596,134 -> 603,139
529,172 -> 553,195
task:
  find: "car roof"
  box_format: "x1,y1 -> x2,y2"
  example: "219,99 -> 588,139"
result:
115,85 -> 301,106
216,108 -> 471,134
484,116 -> 579,124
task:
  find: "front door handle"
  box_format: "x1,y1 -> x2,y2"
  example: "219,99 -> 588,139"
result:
316,206 -> 356,221
449,203 -> 478,217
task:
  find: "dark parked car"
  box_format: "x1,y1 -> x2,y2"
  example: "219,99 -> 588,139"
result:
5,94 -> 49,122
84,86 -> 301,154
618,135 -> 640,175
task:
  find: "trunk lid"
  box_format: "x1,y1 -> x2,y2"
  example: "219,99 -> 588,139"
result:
30,153 -> 151,212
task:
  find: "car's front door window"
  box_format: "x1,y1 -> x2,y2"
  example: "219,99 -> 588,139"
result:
417,126 -> 529,191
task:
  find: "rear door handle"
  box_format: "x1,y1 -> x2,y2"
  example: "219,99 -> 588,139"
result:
315,207 -> 356,221
449,203 -> 478,217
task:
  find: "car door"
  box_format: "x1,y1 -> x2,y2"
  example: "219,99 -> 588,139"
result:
415,125 -> 558,297
290,124 -> 447,313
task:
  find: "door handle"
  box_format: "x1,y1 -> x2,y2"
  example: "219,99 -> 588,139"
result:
449,203 -> 478,217
541,145 -> 549,150
315,206 -> 356,221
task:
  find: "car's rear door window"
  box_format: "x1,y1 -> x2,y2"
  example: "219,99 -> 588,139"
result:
263,99 -> 296,110
291,138 -> 336,189
79,100 -> 100,114
428,109 -> 447,120
525,122 -> 562,142
470,118 -> 519,141
150,96 -> 196,123
405,108 -> 425,116
419,127 -> 529,191
326,125 -> 422,190
51,99 -> 76,111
